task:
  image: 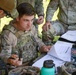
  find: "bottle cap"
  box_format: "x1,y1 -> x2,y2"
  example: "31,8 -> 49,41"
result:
43,60 -> 55,68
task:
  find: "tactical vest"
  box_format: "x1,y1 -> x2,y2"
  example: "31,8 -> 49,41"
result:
3,25 -> 38,63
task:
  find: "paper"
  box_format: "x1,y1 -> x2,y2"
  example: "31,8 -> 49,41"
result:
32,31 -> 74,69
48,41 -> 73,62
32,41 -> 73,69
32,54 -> 65,69
61,30 -> 76,42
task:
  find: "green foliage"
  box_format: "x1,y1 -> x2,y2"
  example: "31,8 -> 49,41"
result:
0,17 -> 12,33
53,36 -> 60,42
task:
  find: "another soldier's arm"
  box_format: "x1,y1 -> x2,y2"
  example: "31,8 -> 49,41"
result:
43,0 -> 59,31
46,0 -> 59,22
34,0 -> 44,25
35,0 -> 44,17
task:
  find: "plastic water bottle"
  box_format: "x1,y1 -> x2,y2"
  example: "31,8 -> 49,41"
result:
41,60 -> 55,75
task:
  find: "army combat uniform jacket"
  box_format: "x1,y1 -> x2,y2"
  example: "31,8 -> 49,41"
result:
46,0 -> 76,26
0,20 -> 45,63
42,0 -> 76,45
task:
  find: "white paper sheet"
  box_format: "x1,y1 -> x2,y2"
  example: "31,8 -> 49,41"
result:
32,55 -> 65,69
61,30 -> 76,41
48,41 -> 73,62
32,41 -> 73,69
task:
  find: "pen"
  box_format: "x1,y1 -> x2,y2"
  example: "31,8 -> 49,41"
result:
65,47 -> 69,53
19,48 -> 22,60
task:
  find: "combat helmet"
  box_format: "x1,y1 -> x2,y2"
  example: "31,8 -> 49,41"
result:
0,0 -> 18,18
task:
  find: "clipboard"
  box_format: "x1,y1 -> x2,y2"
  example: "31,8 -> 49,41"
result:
58,37 -> 76,44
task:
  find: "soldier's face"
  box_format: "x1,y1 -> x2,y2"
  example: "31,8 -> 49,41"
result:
17,15 -> 34,31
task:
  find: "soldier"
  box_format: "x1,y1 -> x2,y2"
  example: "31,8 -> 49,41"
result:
16,0 -> 44,33
0,3 -> 51,67
42,0 -> 76,45
0,0 -> 18,52
0,0 -> 18,74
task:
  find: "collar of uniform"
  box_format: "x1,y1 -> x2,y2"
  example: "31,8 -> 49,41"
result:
24,30 -> 29,33
24,29 -> 31,33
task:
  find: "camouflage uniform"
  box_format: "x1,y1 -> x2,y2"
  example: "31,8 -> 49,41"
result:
8,66 -> 40,75
0,19 -> 1,33
58,62 -> 76,75
0,20 -> 45,64
17,0 -> 44,16
17,0 -> 44,31
42,0 -> 76,45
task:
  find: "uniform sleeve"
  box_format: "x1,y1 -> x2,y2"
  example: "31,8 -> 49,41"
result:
31,25 -> 45,48
0,30 -> 17,63
46,0 -> 59,22
35,0 -> 44,16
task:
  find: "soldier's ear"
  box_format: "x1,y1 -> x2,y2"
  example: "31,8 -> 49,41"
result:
0,10 -> 5,18
16,16 -> 19,21
0,10 -> 4,14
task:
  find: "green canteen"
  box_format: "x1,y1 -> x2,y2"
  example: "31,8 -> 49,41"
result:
40,60 -> 55,75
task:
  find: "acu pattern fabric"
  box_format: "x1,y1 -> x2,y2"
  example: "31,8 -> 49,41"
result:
46,0 -> 76,26
42,0 -> 76,45
16,0 -> 44,16
8,66 -> 40,75
0,20 -> 45,63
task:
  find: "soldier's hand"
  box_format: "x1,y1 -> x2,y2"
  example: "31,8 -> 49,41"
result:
15,58 -> 23,66
37,16 -> 44,24
42,21 -> 52,31
7,54 -> 23,66
39,45 -> 51,53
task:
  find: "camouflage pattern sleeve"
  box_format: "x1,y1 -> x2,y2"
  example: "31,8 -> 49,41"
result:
46,0 -> 59,22
31,25 -> 45,48
0,19 -> 1,33
35,0 -> 44,16
0,30 -> 17,63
